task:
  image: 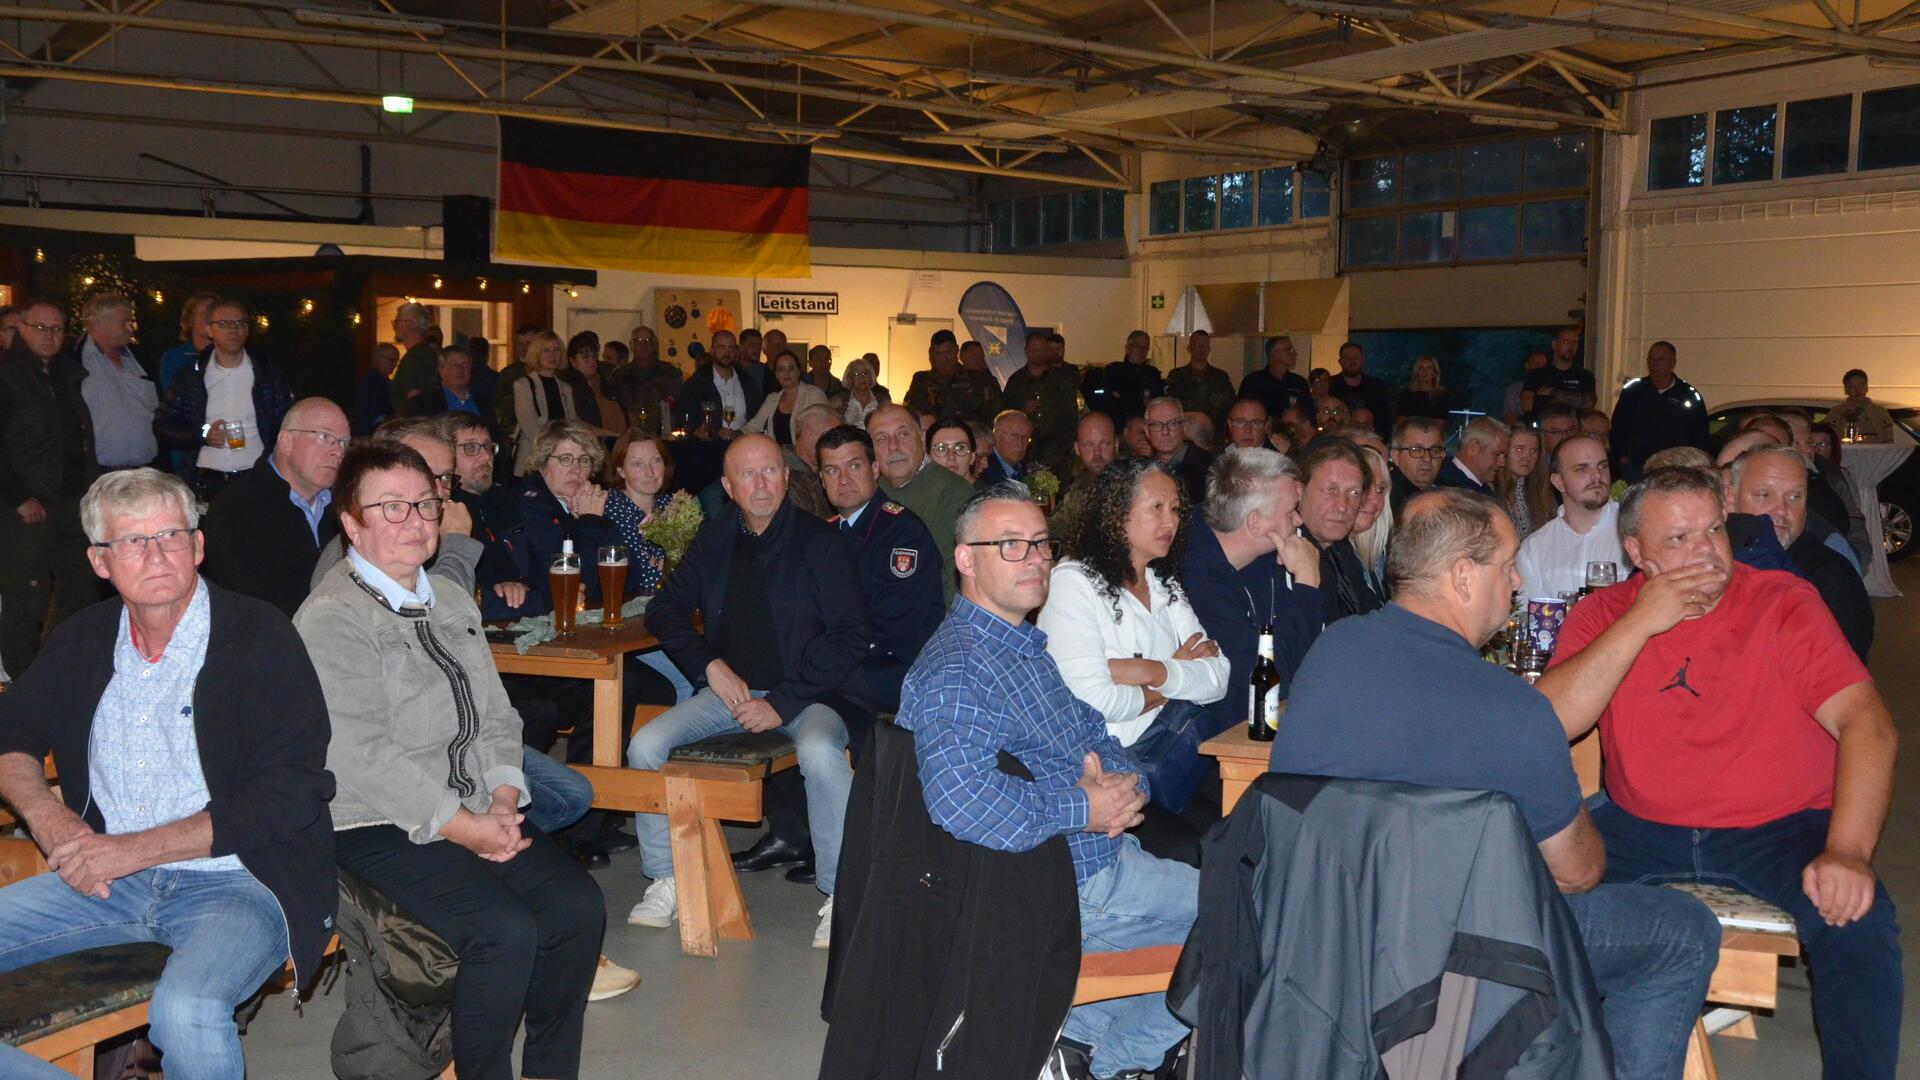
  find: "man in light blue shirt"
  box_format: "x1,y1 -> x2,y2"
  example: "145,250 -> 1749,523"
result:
76,294 -> 158,469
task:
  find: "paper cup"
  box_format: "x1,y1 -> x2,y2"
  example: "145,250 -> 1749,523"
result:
1526,597 -> 1570,655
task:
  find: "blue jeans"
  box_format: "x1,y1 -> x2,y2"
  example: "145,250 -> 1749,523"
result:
1065,835 -> 1198,1078
1560,884 -> 1721,1080
0,867 -> 289,1080
627,687 -> 852,894
1591,800 -> 1903,1079
522,749 -> 594,834
634,648 -> 695,704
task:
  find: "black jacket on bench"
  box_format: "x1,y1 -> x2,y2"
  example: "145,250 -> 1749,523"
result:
0,584 -> 338,988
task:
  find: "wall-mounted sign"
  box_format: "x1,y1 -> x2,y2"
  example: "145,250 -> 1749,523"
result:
758,291 -> 839,315
1150,293 -> 1166,309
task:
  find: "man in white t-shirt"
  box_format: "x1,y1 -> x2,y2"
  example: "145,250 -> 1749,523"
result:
195,300 -> 266,481
1517,434 -> 1624,599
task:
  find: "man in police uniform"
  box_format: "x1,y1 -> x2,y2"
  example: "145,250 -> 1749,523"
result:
1610,340 -> 1709,482
732,424 -> 945,883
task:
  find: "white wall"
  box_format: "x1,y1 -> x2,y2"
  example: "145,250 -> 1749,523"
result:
1593,54 -> 1920,409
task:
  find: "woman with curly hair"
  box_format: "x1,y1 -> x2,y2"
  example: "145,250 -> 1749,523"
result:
1037,456 -> 1229,864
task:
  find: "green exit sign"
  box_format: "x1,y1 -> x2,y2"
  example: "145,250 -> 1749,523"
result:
1150,293 -> 1165,309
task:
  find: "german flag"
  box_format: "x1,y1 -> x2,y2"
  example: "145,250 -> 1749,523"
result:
496,118 -> 811,278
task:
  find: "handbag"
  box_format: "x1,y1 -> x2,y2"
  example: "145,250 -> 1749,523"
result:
1124,698 -> 1214,814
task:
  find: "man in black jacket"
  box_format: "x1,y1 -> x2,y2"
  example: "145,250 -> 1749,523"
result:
1727,445 -> 1874,660
200,397 -> 349,619
0,299 -> 98,678
154,297 -> 295,501
1434,415 -> 1509,497
1328,342 -> 1393,440
1610,341 -> 1709,482
1300,438 -> 1384,624
626,434 -> 866,947
0,469 -> 335,1079
675,330 -> 765,434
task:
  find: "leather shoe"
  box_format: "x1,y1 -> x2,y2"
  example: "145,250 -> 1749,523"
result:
731,833 -> 812,873
784,861 -> 816,885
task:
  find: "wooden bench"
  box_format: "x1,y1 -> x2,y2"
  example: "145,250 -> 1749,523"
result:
572,704 -> 796,957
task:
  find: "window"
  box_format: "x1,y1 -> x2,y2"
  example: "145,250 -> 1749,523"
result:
1149,181 -> 1181,235
1220,172 -> 1254,229
1524,134 -> 1590,191
1258,167 -> 1294,226
1648,113 -> 1708,190
1300,171 -> 1331,218
1183,176 -> 1218,231
1713,105 -> 1777,184
1041,192 -> 1070,245
1347,156 -> 1398,209
1457,204 -> 1518,260
1522,198 -> 1586,256
1462,140 -> 1522,198
990,201 -> 1014,252
1782,95 -> 1851,178
1014,197 -> 1041,247
1402,148 -> 1458,205
1069,190 -> 1099,243
1860,84 -> 1920,172
1345,217 -> 1397,267
1101,189 -> 1126,239
1399,211 -> 1454,263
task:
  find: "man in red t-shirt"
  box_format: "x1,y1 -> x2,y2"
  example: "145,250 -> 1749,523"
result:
1538,466 -> 1900,1080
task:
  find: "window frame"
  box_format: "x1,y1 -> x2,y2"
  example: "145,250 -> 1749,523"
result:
1136,165 -> 1333,241
1640,80 -> 1920,197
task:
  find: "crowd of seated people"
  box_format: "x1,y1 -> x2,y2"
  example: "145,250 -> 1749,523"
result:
0,307 -> 1904,1080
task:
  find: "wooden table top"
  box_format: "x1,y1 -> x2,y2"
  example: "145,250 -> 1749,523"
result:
1198,704 -> 1287,764
487,617 -> 659,660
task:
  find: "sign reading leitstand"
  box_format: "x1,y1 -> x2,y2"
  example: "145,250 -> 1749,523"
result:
758,291 -> 839,315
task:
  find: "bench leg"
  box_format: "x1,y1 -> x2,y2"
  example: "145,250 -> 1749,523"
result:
667,774 -> 718,957
1719,1014 -> 1758,1040
1682,1019 -> 1719,1080
592,674 -> 623,767
702,816 -> 753,942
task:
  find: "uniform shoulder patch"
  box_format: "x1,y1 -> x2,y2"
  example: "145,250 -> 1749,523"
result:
890,547 -> 920,578
882,501 -> 905,514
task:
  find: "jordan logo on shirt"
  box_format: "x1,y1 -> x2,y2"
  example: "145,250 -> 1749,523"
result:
1660,658 -> 1701,698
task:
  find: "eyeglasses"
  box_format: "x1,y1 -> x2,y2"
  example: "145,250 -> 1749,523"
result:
209,319 -> 248,331
1393,445 -> 1446,459
962,537 -> 1063,563
91,527 -> 193,561
433,471 -> 461,493
931,442 -> 974,457
1145,420 -> 1184,434
22,321 -> 62,336
456,440 -> 498,458
285,428 -> 349,451
359,497 -> 445,524
547,453 -> 593,469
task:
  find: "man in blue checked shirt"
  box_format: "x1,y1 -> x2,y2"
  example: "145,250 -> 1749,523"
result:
897,480 -> 1198,1080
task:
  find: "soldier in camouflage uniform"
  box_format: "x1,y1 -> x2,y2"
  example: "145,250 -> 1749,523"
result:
605,325 -> 685,434
1001,329 -> 1082,476
903,328 -> 999,427
1166,329 -> 1236,435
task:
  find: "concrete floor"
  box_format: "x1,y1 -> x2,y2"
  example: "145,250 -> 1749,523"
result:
242,560 -> 1920,1079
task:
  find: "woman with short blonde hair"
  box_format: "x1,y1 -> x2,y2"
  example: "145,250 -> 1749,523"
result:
511,331 -> 580,475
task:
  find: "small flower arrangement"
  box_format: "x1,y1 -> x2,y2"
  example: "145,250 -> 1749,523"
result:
640,490 -> 704,567
1026,467 -> 1061,505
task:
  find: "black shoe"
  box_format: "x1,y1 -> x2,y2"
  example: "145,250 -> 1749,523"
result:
594,826 -> 638,853
730,833 -> 812,873
784,861 -> 817,885
574,846 -> 611,870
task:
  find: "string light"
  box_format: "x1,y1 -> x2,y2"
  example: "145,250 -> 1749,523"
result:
150,290 -> 165,305
565,286 -> 579,299
351,311 -> 363,326
81,275 -> 95,287
477,278 -> 488,291
432,276 -> 444,290
255,313 -> 270,330
520,283 -> 531,294
300,298 -> 316,315
33,247 -> 45,263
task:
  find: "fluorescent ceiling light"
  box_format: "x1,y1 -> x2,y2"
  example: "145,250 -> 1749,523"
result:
1470,115 -> 1561,130
902,134 -> 1070,152
964,70 -> 1078,91
1284,0 -> 1414,21
654,43 -> 783,65
745,122 -> 843,139
381,95 -> 415,114
294,8 -> 445,36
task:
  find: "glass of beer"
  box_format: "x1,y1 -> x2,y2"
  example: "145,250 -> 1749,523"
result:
722,406 -> 738,428
550,545 -> 582,636
598,545 -> 629,630
225,423 -> 246,450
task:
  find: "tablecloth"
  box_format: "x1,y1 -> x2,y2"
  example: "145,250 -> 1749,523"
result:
1843,444 -> 1911,598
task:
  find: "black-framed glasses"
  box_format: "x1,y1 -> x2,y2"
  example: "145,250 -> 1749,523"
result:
456,440 -> 499,458
962,538 -> 1063,563
285,428 -> 349,451
209,319 -> 248,331
547,453 -> 594,469
91,527 -> 194,561
1393,445 -> 1446,459
359,497 -> 445,524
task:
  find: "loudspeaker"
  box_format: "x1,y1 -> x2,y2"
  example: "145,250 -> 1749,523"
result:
442,195 -> 491,263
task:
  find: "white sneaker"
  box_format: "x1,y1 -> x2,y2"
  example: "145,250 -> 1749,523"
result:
813,896 -> 834,950
588,954 -> 640,1001
627,877 -> 677,927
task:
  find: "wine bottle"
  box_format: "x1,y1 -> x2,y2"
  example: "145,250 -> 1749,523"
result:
1248,626 -> 1281,742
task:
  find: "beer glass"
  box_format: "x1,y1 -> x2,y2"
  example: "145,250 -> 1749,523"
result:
550,548 -> 582,635
598,545 -> 629,630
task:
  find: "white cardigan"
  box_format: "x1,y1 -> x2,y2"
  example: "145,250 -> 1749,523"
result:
1037,559 -> 1230,746
742,381 -> 829,437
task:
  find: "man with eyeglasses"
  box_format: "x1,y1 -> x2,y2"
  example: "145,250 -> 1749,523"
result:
626,434 -> 865,949
0,468 -> 336,1080
897,483 -> 1196,1080
1537,401 -> 1582,460
0,298 -> 99,678
979,409 -> 1035,486
1389,416 -> 1446,518
870,404 -> 971,603
1300,437 -> 1385,625
75,293 -> 160,473
156,298 -> 293,502
1144,396 -> 1212,504
1225,398 -> 1271,451
387,301 -> 440,413
200,398 -> 350,618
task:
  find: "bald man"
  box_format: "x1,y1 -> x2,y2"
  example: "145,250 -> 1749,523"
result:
200,397 -> 350,617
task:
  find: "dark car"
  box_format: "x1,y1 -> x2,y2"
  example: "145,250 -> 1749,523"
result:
1707,399 -> 1916,562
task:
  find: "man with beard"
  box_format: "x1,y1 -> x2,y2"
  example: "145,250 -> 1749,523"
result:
1516,435 -> 1623,599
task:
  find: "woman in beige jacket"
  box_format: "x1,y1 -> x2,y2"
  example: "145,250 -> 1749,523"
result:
742,348 -> 828,447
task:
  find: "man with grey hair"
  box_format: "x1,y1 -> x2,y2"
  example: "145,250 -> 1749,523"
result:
1435,415 -> 1508,497
1516,434 -> 1622,599
387,300 -> 439,412
1144,395 -> 1212,504
784,402 -> 836,519
1182,447 -> 1324,737
1274,487 -> 1722,1080
898,482 -> 1194,1080
1541,467 -> 1900,1079
1725,445 -> 1873,659
76,293 -> 159,471
0,468 -> 336,1080
200,397 -> 350,618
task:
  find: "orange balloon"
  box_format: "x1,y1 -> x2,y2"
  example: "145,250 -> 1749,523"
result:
706,302 -> 737,335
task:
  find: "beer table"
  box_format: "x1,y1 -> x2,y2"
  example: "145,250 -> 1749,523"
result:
1198,713 -> 1282,814
489,618 -> 660,767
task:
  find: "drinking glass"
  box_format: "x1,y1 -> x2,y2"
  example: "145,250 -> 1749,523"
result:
549,549 -> 582,635
1585,561 -> 1618,590
598,545 -> 629,630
